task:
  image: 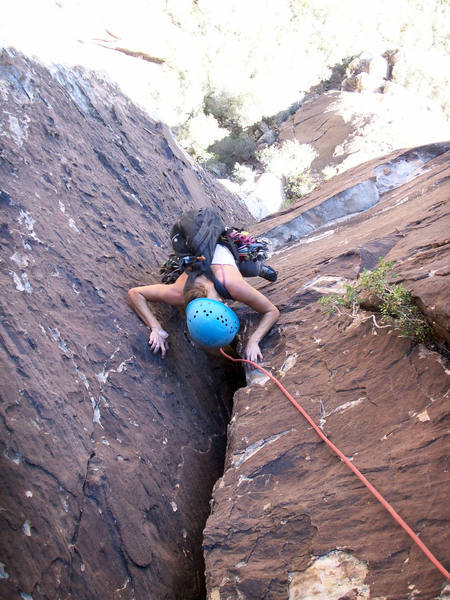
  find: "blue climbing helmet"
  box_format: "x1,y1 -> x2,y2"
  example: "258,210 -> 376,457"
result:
186,298 -> 239,348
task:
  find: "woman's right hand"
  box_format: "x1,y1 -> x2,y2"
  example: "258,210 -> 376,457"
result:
149,329 -> 169,357
245,339 -> 263,364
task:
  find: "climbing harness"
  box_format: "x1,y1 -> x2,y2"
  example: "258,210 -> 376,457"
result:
219,348 -> 450,582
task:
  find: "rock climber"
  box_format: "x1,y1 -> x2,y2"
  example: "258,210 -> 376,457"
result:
127,239 -> 280,363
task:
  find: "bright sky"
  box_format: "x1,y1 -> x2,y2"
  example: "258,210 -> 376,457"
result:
1,0 -> 448,128
0,0 -> 175,116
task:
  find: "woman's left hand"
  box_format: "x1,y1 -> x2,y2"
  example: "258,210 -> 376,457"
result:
245,340 -> 263,363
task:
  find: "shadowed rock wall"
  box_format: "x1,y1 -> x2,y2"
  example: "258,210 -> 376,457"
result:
0,49 -> 251,600
204,148 -> 450,599
260,142 -> 449,252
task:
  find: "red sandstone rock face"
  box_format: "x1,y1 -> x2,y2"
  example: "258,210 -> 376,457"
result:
0,50 -> 251,600
204,149 -> 450,599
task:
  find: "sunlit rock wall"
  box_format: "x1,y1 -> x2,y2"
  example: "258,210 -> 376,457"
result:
204,147 -> 450,600
279,90 -> 450,178
0,49 -> 251,600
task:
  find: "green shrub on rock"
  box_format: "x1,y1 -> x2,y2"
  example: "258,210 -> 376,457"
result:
208,133 -> 257,171
318,259 -> 433,344
285,173 -> 317,203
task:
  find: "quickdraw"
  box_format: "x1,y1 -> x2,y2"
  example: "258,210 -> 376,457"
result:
160,255 -> 205,283
222,228 -> 271,263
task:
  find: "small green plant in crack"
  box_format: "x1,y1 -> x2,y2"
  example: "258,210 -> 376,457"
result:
318,258 -> 433,344
318,282 -> 360,316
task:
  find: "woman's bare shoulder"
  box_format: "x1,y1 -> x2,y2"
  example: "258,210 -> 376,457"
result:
130,274 -> 186,307
226,277 -> 277,313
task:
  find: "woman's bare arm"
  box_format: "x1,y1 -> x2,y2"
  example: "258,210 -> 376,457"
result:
127,283 -> 183,357
226,278 -> 280,362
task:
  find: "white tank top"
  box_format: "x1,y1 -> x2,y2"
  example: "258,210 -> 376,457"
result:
211,244 -> 238,267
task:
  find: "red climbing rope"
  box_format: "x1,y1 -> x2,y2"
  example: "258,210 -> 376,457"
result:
220,348 -> 450,581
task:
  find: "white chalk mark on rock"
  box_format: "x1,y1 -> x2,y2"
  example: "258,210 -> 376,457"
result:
11,271 -> 33,294
18,210 -> 41,242
281,354 -> 297,373
319,397 -> 364,428
115,578 -> 131,595
232,430 -> 292,468
416,409 -> 431,422
23,521 -> 31,536
10,251 -> 30,268
61,496 -> 69,513
7,114 -> 29,146
246,369 -> 270,386
3,448 -> 22,464
90,396 -> 103,428
48,327 -> 73,357
96,352 -> 134,384
73,362 -> 89,389
301,275 -> 346,295
68,218 -> 79,232
237,475 -> 253,487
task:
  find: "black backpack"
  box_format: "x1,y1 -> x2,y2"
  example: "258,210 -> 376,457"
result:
161,208 -> 238,298
159,207 -> 272,293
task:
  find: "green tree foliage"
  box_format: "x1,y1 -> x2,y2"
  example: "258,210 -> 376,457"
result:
158,0 -> 449,160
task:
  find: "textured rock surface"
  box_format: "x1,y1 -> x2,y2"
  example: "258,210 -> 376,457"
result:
260,143 -> 449,257
0,50 -> 251,600
204,148 -> 450,599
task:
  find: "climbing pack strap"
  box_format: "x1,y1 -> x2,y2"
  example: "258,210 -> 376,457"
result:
219,348 -> 450,582
159,254 -> 233,298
